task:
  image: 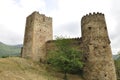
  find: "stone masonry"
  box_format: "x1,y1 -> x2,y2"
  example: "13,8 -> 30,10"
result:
81,13 -> 116,80
22,11 -> 117,80
22,11 -> 52,61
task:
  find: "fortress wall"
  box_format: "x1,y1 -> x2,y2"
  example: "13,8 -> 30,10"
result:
32,12 -> 52,61
22,13 -> 35,59
22,11 -> 53,61
81,12 -> 116,80
46,38 -> 83,56
22,11 -> 117,80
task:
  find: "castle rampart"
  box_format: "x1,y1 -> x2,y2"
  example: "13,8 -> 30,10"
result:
81,12 -> 105,26
81,12 -> 116,80
22,11 -> 52,61
46,38 -> 83,51
22,11 -> 116,80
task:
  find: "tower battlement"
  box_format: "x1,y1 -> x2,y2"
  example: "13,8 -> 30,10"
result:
81,12 -> 105,25
28,11 -> 52,23
22,11 -> 52,61
22,11 -> 116,80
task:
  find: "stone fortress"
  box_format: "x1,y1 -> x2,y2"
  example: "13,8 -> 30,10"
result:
21,11 -> 117,80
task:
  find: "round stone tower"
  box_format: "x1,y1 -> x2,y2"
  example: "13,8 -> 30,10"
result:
81,12 -> 116,80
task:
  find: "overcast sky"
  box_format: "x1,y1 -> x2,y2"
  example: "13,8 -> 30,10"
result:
0,0 -> 120,54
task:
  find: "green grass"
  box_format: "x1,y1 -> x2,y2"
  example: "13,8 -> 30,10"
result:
0,42 -> 83,80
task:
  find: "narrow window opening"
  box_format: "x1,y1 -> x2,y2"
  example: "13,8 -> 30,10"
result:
105,74 -> 107,77
94,47 -> 97,49
84,57 -> 87,61
30,20 -> 32,24
89,43 -> 92,45
103,46 -> 106,48
43,17 -> 45,22
88,27 -> 91,30
105,27 -> 107,30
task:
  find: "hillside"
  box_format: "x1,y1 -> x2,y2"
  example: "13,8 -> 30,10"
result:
0,57 -> 83,80
113,55 -> 119,60
0,42 -> 21,57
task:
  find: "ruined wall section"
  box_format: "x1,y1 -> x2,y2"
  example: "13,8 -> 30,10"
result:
46,38 -> 83,57
22,11 -> 116,80
81,12 -> 117,80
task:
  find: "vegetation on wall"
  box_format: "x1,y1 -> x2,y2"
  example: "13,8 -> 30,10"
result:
114,52 -> 120,80
47,37 -> 84,80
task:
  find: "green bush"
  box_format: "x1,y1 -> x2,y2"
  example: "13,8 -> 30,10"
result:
47,37 -> 84,80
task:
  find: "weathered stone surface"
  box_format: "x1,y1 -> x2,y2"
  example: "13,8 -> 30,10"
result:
22,11 -> 52,61
81,12 -> 116,80
22,11 -> 117,80
46,38 -> 83,53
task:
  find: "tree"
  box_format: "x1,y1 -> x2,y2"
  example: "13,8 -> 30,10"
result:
47,37 -> 84,80
114,52 -> 120,79
114,59 -> 120,79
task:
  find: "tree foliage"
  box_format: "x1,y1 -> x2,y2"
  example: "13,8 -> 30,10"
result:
47,37 -> 84,80
114,53 -> 120,79
114,59 -> 120,79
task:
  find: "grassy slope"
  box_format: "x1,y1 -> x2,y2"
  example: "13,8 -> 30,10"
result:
0,57 -> 57,80
0,42 -> 21,57
0,57 -> 83,80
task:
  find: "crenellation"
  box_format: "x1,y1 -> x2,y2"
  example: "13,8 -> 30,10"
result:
82,12 -> 104,18
32,12 -> 52,23
82,12 -> 116,80
22,11 -> 53,62
81,13 -> 105,25
22,11 -> 116,80
45,17 -> 52,23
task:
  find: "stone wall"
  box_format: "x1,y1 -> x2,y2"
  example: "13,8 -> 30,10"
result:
22,11 -> 117,80
81,12 -> 117,80
46,38 -> 83,55
22,11 -> 53,61
22,13 -> 34,59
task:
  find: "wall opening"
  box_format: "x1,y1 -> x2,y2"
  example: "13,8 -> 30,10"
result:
105,74 -> 107,77
103,46 -> 106,48
84,56 -> 87,61
105,27 -> 107,30
43,17 -> 45,22
88,27 -> 91,30
94,46 -> 97,49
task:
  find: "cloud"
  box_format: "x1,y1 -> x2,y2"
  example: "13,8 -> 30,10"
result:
51,0 -> 113,40
18,0 -> 45,12
107,0 -> 120,54
45,0 -> 58,13
51,0 -> 120,54
0,0 -> 46,45
0,24 -> 22,45
53,21 -> 81,38
0,0 -> 120,55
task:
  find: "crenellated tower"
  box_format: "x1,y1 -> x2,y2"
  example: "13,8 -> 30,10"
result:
81,12 -> 116,80
22,11 -> 53,61
22,11 -> 116,80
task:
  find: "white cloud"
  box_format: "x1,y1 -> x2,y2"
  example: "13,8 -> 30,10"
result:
51,0 -> 113,38
0,0 -> 46,45
0,0 -> 119,54
18,0 -> 45,12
